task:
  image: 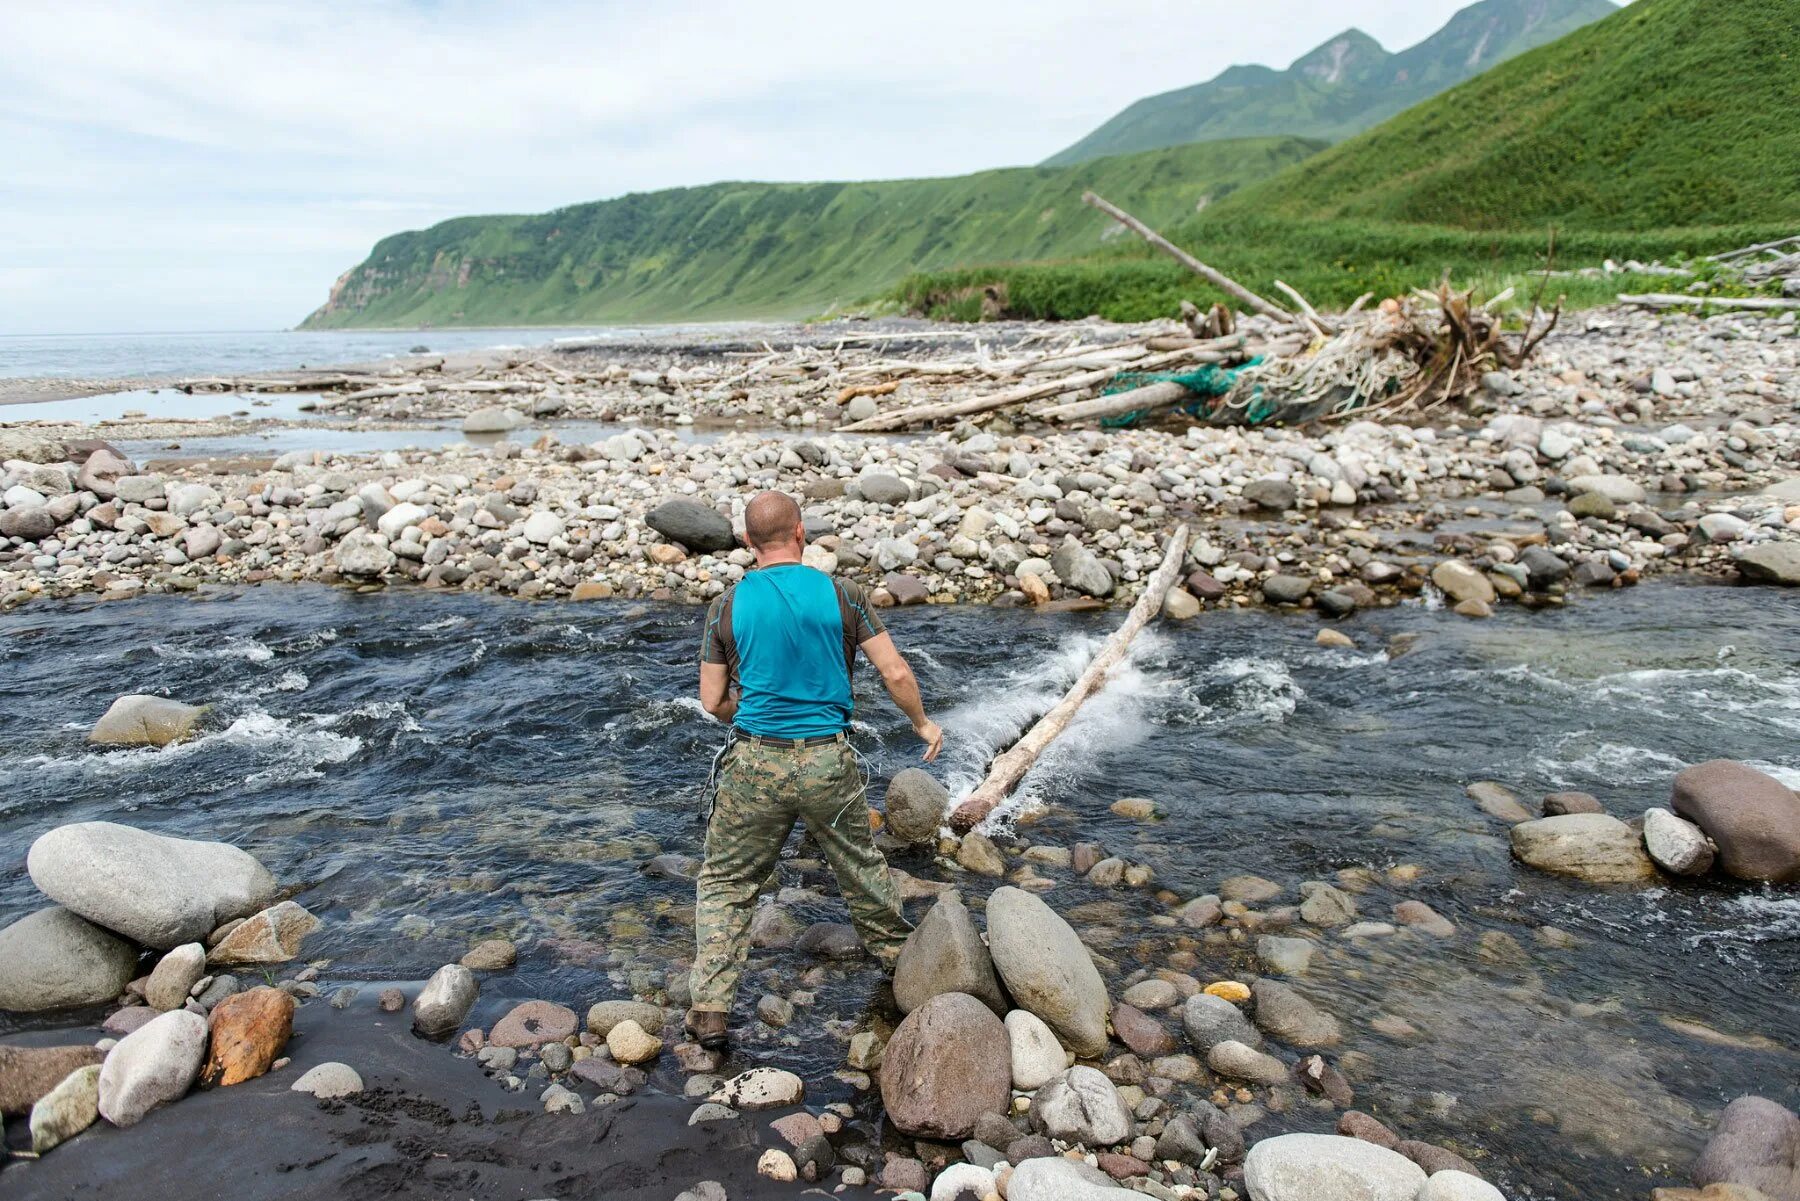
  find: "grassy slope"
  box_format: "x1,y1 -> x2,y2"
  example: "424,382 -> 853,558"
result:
1042,0 -> 1617,167
300,138 -> 1320,329
904,0 -> 1800,321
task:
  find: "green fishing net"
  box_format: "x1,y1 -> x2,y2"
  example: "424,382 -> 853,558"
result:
1098,357 -> 1265,427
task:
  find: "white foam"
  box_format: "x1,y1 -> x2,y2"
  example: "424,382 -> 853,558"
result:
151,635 -> 274,664
1535,737 -> 1689,787
269,670 -> 309,693
418,615 -> 468,632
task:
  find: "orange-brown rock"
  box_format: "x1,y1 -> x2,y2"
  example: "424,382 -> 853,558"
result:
202,986 -> 295,1086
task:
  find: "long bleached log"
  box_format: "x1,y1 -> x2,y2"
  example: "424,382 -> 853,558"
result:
1082,191 -> 1292,323
838,339 -> 1244,433
948,525 -> 1190,833
1618,292 -> 1800,312
1036,379 -> 1197,424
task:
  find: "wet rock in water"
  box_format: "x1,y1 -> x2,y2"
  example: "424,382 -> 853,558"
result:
1162,1102 -> 1245,1166
88,695 -> 205,747
207,901 -> 319,965
1644,808 -> 1717,876
28,1062 -> 101,1152
641,852 -> 701,880
1430,561 -> 1495,607
202,986 -> 295,1086
880,991 -> 1011,1139
413,964 -> 478,1037
956,831 -> 1007,877
0,1045 -> 106,1116
1293,1054 -> 1354,1107
1694,1095 -> 1800,1198
606,1019 -> 663,1064
1671,760 -> 1800,883
1119,979 -> 1178,1011
145,943 -> 207,1012
1256,935 -> 1315,975
1467,781 -> 1532,825
1032,1066 -> 1132,1147
1243,1132 -> 1427,1201
1183,992 -> 1260,1052
1416,1170 -> 1507,1200
687,1102 -> 738,1125
1397,1140 -> 1481,1177
1392,901 -> 1456,938
769,1110 -> 824,1147
710,1066 -> 804,1111
1510,813 -> 1658,884
986,887 -> 1110,1058
1006,1009 -> 1067,1091
895,894 -> 1007,1016
1339,1109 -> 1402,1149
795,921 -> 863,960
1111,1002 -> 1178,1058
1251,978 -> 1341,1048
646,498 -> 735,553
98,1009 -> 208,1127
462,405 -> 528,434
881,1155 -> 930,1192
1207,1040 -> 1288,1085
489,1000 -> 579,1048
1220,874 -> 1283,903
1736,542 -> 1800,586
756,994 -> 793,1028
748,902 -> 801,949
1086,857 -> 1126,886
885,769 -> 949,844
932,1163 -> 996,1201
291,1062 -> 363,1099
28,822 -> 278,949
377,988 -> 405,1012
586,999 -> 665,1037
1006,1153 -> 1134,1201
1543,790 -> 1604,816
459,939 -> 517,971
1176,893 -> 1222,926
0,906 -> 139,1012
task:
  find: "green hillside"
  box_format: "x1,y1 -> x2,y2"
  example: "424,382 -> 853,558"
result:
903,0 -> 1800,322
300,138 -> 1319,329
1042,0 -> 1616,167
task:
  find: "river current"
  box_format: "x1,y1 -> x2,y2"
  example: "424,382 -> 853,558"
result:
1,581 -> 1795,1197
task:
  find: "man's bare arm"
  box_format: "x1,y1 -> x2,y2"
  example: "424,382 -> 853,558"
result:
699,661 -> 738,724
860,632 -> 942,761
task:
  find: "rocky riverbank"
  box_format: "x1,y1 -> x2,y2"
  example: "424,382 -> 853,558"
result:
3,742 -> 1795,1199
1,308 -> 1797,616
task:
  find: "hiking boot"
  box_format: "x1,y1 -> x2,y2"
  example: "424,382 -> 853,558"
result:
684,1008 -> 729,1053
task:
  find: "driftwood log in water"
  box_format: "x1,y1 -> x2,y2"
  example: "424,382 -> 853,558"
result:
1082,191 -> 1293,323
948,524 -> 1190,833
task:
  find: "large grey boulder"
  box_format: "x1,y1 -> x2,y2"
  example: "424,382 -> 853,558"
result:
1642,807 -> 1716,876
97,1009 -> 208,1127
1694,1095 -> 1800,1198
1509,813 -> 1658,884
884,769 -> 948,844
1030,1066 -> 1131,1148
894,894 -> 1006,1016
28,823 -> 278,950
1671,759 -> 1800,883
88,695 -> 205,747
1182,991 -> 1260,1052
413,963 -> 478,1038
1006,1155 -> 1133,1201
334,529 -> 396,577
1242,1132 -> 1427,1201
0,907 -> 139,1013
985,887 -> 1110,1058
1735,542 -> 1800,586
856,473 -> 911,506
1051,542 -> 1114,598
646,499 -> 735,553
879,992 -> 1011,1140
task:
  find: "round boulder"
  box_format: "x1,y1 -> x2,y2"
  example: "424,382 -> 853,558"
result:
1508,813 -> 1658,884
884,768 -> 948,845
1671,759 -> 1800,883
985,887 -> 1110,1058
98,1009 -> 209,1127
880,991 -> 1011,1140
1031,1065 -> 1131,1148
1642,807 -> 1716,876
646,499 -> 735,553
88,696 -> 205,747
0,907 -> 139,1013
1243,1132 -> 1427,1201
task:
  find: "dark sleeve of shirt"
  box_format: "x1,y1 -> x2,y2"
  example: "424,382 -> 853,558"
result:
836,579 -> 886,644
701,592 -> 733,665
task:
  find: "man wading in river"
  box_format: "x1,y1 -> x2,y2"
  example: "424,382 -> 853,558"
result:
686,490 -> 943,1051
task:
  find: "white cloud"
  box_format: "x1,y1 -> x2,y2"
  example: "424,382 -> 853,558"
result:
0,0 -> 1581,333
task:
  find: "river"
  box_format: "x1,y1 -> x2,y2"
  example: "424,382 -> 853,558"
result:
0,580 -> 1795,1197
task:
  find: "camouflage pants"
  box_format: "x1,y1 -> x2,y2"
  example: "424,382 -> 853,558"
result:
690,736 -> 911,1012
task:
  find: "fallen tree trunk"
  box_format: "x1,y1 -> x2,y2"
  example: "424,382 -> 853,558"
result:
1618,292 -> 1800,312
1036,379 -> 1203,425
1082,191 -> 1292,323
948,525 -> 1190,832
837,344 -> 1234,433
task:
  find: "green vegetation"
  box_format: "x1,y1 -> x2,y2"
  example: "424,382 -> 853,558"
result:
903,0 -> 1800,321
300,138 -> 1318,329
1042,0 -> 1615,166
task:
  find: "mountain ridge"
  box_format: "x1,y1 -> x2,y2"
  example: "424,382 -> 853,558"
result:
1040,0 -> 1618,166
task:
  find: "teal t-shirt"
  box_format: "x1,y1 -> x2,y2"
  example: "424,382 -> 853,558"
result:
701,565 -> 885,738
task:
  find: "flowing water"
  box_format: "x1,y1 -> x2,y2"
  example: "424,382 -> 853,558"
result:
1,581 -> 1795,1197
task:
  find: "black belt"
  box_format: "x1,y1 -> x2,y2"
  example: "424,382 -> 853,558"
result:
733,729 -> 847,749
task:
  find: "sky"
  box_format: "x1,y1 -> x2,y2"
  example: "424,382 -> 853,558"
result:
2,0 -> 1570,335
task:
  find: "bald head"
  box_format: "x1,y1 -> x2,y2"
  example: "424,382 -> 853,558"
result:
744,490 -> 804,553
